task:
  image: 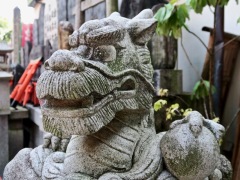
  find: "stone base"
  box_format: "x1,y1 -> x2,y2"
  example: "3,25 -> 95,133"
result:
153,69 -> 182,95
0,115 -> 8,176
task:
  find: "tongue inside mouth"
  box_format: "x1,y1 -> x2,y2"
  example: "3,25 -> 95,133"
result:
40,95 -> 95,109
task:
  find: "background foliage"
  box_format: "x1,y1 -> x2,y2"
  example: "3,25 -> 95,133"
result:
0,17 -> 12,42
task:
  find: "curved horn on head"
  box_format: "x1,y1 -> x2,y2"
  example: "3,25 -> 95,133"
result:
133,9 -> 154,19
83,19 -> 125,46
109,12 -> 121,18
127,18 -> 157,44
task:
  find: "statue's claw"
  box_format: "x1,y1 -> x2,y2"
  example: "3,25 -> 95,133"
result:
42,152 -> 66,179
43,133 -> 70,152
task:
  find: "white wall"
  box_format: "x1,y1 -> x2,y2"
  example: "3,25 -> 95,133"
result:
178,1 -> 240,151
178,1 -> 240,92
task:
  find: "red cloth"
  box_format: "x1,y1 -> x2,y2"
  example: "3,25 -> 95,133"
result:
21,23 -> 33,47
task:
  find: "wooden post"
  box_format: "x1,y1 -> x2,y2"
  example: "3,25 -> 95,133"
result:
44,0 -> 59,51
75,0 -> 84,30
106,0 -> 118,17
213,6 -> 224,118
232,103 -> 240,180
13,7 -> 21,64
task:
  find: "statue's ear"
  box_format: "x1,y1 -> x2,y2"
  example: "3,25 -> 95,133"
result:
133,9 -> 154,19
126,18 -> 157,45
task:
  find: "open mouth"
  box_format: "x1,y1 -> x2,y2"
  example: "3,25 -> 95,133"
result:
40,78 -> 137,118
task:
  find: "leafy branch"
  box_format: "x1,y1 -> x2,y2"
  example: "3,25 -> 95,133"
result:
154,88 -> 192,121
0,17 -> 12,42
154,0 -> 240,119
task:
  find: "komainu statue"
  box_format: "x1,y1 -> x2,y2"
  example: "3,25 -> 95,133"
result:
4,9 -> 232,180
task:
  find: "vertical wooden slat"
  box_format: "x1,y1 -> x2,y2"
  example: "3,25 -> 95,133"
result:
33,19 -> 39,46
44,0 -> 58,51
13,7 -> 21,64
85,2 -> 106,21
106,0 -> 118,17
75,0 -> 84,29
232,105 -> 240,180
38,3 -> 45,46
81,0 -> 104,11
68,0 -> 76,27
201,28 -> 240,114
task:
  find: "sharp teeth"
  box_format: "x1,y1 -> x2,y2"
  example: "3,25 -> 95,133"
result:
82,95 -> 94,108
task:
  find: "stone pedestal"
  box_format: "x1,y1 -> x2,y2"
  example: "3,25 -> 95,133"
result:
9,106 -> 29,160
0,72 -> 12,176
153,69 -> 182,95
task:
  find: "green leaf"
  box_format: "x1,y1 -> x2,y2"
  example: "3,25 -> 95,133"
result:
170,0 -> 178,4
177,4 -> 190,25
154,7 -> 166,22
208,0 -> 217,6
166,113 -> 172,120
183,108 -> 192,117
219,0 -> 230,6
154,100 -> 162,111
154,99 -> 167,111
155,2 -> 189,38
218,138 -> 223,146
190,0 -> 207,13
159,88 -> 169,96
213,117 -> 220,123
237,17 -> 240,24
163,4 -> 175,21
211,85 -> 216,94
170,103 -> 180,110
191,80 -> 215,100
203,80 -> 210,89
193,81 -> 201,93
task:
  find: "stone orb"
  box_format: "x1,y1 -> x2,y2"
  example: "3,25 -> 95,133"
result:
160,119 -> 220,180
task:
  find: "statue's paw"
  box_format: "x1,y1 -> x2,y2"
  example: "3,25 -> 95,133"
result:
42,152 -> 66,179
208,169 -> 222,180
43,133 -> 70,152
98,173 -> 122,180
4,148 -> 40,180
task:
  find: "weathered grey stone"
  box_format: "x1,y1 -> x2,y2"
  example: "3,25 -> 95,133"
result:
4,148 -> 39,179
153,69 -> 182,95
0,72 -> 12,176
0,115 -> 8,176
151,34 -> 177,69
209,169 -> 222,180
157,170 -> 177,180
4,9 -> 163,179
160,111 -> 224,180
217,155 -> 232,180
4,9 -> 232,180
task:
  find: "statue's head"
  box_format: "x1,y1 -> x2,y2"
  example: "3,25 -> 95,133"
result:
37,9 -> 157,137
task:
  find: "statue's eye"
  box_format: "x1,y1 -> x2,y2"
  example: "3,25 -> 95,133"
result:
93,47 -> 106,61
76,45 -> 93,59
92,45 -> 116,62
